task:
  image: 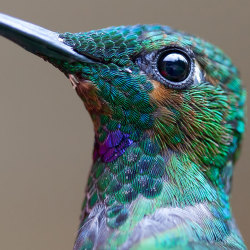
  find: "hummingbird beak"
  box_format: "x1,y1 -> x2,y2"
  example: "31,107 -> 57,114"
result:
0,13 -> 95,64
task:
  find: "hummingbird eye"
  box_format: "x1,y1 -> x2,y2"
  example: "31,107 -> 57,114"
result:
153,47 -> 195,89
136,46 -> 204,89
157,49 -> 191,83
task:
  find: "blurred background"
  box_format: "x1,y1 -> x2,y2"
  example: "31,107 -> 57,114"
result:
0,0 -> 249,249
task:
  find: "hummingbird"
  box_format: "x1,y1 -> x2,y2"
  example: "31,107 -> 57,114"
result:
0,14 -> 246,249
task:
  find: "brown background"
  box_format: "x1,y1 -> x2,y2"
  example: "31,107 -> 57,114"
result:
0,0 -> 249,249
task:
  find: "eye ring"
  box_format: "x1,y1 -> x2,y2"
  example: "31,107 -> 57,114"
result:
152,46 -> 195,89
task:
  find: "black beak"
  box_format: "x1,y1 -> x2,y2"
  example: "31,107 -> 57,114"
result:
0,13 -> 95,64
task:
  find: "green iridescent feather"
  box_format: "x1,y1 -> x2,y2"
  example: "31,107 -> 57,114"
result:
50,25 -> 247,249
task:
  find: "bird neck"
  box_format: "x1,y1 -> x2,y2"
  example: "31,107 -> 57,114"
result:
76,129 -> 243,249
82,128 -> 232,225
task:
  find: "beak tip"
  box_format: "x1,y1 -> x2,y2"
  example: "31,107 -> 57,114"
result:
0,13 -> 95,65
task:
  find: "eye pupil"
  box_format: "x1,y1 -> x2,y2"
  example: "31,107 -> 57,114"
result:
157,51 -> 190,82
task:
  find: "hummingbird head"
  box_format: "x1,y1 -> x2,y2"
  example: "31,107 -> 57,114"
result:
58,25 -> 245,172
0,14 -> 245,184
